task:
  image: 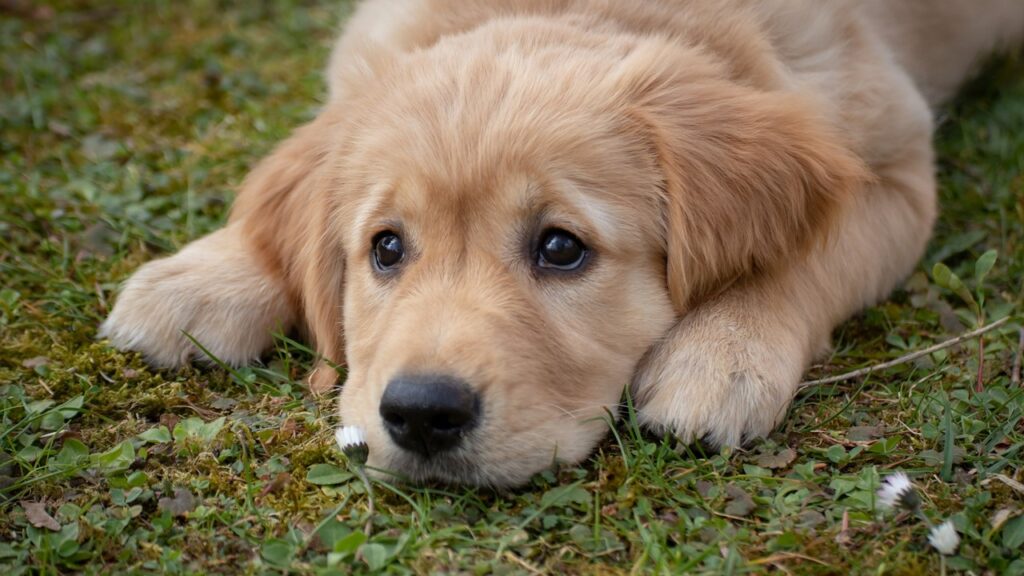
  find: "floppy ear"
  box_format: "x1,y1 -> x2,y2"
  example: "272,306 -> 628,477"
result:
612,42 -> 869,311
231,110 -> 348,393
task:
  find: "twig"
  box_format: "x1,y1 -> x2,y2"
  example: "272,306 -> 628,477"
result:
503,552 -> 546,576
976,336 -> 986,393
981,473 -> 1024,496
750,552 -> 832,568
1013,327 -> 1023,387
800,317 -> 1010,388
834,509 -> 851,546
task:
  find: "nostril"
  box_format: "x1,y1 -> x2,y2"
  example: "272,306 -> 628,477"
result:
379,374 -> 481,456
430,410 -> 471,431
381,410 -> 406,428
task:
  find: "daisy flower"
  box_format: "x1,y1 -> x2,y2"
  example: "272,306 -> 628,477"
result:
332,425 -> 375,536
928,520 -> 960,556
335,425 -> 369,465
877,471 -> 921,512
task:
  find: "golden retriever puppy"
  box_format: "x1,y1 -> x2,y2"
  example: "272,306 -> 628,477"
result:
100,0 -> 1024,486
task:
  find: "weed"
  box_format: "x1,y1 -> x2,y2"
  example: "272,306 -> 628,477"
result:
1,2 -> 1022,573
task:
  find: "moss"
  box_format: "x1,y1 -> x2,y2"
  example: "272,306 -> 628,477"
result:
2,1 -> 1022,573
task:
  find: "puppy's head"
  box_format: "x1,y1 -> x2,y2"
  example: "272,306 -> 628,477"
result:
285,27 -> 865,486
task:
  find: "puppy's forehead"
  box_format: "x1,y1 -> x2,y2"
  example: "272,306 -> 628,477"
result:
340,49 -> 667,247
352,170 -> 628,250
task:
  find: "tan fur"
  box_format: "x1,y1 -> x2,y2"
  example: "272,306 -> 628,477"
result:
101,0 -> 1023,486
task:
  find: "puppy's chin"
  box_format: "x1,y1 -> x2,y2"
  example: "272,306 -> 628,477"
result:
339,370 -> 621,486
369,450 -> 533,488
366,439 -> 579,488
352,413 -> 614,488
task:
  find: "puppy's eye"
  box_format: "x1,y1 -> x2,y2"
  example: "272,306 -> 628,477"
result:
537,229 -> 587,271
372,231 -> 404,271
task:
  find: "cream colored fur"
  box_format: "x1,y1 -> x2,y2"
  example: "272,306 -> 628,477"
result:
101,0 -> 1023,486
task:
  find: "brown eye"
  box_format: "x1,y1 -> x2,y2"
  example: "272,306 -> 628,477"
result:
537,229 -> 587,271
373,231 -> 404,271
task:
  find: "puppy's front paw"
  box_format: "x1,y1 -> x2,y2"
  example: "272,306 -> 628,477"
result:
99,226 -> 295,369
632,298 -> 810,448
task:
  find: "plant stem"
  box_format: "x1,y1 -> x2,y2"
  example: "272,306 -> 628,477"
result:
355,466 -> 375,537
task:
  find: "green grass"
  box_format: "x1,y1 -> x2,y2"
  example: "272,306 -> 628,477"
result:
2,1 -> 1023,573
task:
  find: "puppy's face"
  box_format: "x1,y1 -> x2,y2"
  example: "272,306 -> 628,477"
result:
331,39 -> 678,486
338,174 -> 675,484
314,29 -> 861,486
331,49 -> 675,481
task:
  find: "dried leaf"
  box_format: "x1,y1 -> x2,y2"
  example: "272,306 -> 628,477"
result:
259,472 -> 291,498
930,298 -> 966,334
47,120 -> 71,137
797,509 -> 826,528
81,133 -> 121,162
847,426 -> 884,442
159,413 -> 181,432
276,419 -> 298,441
991,508 -> 1017,531
209,397 -> 237,411
158,487 -> 196,516
23,502 -> 60,531
755,448 -> 796,469
21,356 -> 50,369
695,480 -> 715,499
75,222 -> 117,258
724,485 -> 756,517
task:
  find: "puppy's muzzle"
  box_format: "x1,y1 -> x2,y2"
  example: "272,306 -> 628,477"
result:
379,374 -> 481,457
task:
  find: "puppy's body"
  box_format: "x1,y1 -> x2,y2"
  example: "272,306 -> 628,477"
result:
101,1 -> 1023,485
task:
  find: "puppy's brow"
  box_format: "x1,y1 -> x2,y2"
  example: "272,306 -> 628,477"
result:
351,183 -> 398,240
537,181 -> 617,249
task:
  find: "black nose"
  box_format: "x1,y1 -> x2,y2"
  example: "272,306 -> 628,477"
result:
379,374 -> 481,457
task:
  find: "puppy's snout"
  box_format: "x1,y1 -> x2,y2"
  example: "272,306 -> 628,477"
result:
379,374 -> 480,457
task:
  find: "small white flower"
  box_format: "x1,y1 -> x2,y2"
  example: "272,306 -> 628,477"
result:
335,426 -> 366,450
335,426 -> 369,465
928,520 -> 960,555
877,472 -> 919,511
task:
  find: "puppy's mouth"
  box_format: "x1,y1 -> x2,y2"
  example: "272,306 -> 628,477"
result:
351,373 -> 589,486
373,448 -> 495,486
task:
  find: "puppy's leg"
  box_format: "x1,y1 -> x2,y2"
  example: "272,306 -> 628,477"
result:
100,221 -> 296,369
101,112 -> 343,386
633,136 -> 938,447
